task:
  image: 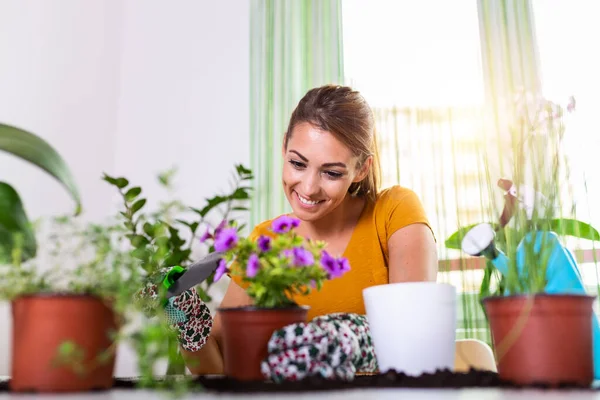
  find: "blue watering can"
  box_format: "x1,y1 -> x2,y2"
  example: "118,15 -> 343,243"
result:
461,179 -> 600,379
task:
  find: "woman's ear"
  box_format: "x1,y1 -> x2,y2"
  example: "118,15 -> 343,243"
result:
353,156 -> 373,183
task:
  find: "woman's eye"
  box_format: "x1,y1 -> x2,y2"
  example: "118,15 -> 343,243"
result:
289,160 -> 305,169
324,171 -> 343,179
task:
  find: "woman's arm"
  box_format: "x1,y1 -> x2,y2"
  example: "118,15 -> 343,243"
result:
181,279 -> 254,375
387,223 -> 438,283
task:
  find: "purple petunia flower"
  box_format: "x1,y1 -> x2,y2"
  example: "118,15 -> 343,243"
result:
320,251 -> 338,277
214,228 -> 238,252
337,257 -> 351,274
320,251 -> 350,278
214,259 -> 228,282
290,247 -> 314,267
271,215 -> 300,234
246,253 -> 260,278
199,228 -> 212,243
214,220 -> 227,236
257,235 -> 272,252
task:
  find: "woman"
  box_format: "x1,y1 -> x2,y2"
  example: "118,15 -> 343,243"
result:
176,84 -> 438,375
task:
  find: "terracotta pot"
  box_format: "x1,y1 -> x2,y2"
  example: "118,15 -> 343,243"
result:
483,294 -> 595,386
218,306 -> 309,381
10,293 -> 118,392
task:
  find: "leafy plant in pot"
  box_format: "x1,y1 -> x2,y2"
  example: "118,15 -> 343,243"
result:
209,215 -> 350,381
448,93 -> 600,385
0,123 -> 101,392
2,159 -> 253,393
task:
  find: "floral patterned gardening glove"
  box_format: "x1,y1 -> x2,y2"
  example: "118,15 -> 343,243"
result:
261,313 -> 378,382
139,280 -> 213,353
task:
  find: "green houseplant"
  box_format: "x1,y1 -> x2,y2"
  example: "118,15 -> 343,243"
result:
446,93 -> 600,385
2,162 -> 253,393
0,122 -> 81,265
207,215 -> 350,381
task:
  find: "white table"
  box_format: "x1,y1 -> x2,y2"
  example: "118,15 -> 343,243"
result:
1,388 -> 600,399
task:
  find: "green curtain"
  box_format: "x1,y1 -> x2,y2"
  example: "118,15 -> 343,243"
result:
477,0 -> 541,106
476,0 -> 542,178
249,0 -> 345,228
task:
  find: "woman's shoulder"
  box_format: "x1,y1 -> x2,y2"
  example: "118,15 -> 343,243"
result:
371,185 -> 429,227
375,185 -> 422,207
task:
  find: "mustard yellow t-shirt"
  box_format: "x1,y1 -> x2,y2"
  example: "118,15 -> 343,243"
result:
231,185 -> 432,321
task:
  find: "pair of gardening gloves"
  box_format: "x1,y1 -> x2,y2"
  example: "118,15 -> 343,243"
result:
143,284 -> 378,380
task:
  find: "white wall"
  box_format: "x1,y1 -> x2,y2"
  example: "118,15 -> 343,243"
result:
0,0 -> 250,377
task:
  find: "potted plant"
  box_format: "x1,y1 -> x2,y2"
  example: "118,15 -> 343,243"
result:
2,160 -> 253,393
446,93 -> 600,385
0,122 -> 93,392
208,215 -> 350,381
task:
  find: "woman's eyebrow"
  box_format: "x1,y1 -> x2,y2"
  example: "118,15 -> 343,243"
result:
289,150 -> 308,162
322,162 -> 347,169
289,150 -> 348,169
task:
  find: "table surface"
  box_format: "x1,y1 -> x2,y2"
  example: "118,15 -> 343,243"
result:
1,388 -> 600,399
2,375 -> 600,399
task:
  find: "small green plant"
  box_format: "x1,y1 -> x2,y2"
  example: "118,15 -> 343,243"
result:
103,163 -> 254,304
212,215 -> 350,308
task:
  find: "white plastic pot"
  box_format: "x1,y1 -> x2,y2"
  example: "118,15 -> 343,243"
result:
363,282 -> 457,376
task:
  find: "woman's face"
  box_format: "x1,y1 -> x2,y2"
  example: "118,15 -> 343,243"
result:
282,122 -> 368,222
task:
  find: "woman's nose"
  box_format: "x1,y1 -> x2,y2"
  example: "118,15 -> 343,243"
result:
301,173 -> 320,196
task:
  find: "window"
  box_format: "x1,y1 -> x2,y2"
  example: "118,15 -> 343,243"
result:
342,0 -> 487,262
532,0 -> 600,290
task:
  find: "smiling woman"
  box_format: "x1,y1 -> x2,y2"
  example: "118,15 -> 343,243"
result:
176,84 -> 439,377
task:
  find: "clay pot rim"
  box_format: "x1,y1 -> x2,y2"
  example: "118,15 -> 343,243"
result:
482,293 -> 597,304
217,305 -> 310,313
13,291 -> 107,301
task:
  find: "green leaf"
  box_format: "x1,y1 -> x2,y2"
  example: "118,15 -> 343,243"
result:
548,218 -> 600,241
236,223 -> 247,233
125,187 -> 142,202
230,188 -> 250,200
127,234 -> 150,248
0,182 -> 37,263
236,164 -> 253,176
102,174 -> 128,189
157,167 -> 177,187
131,247 -> 150,261
143,222 -> 155,237
131,199 -> 147,214
195,195 -> 229,217
0,123 -> 82,215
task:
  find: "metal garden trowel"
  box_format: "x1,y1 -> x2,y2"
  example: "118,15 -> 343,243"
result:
161,251 -> 224,298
